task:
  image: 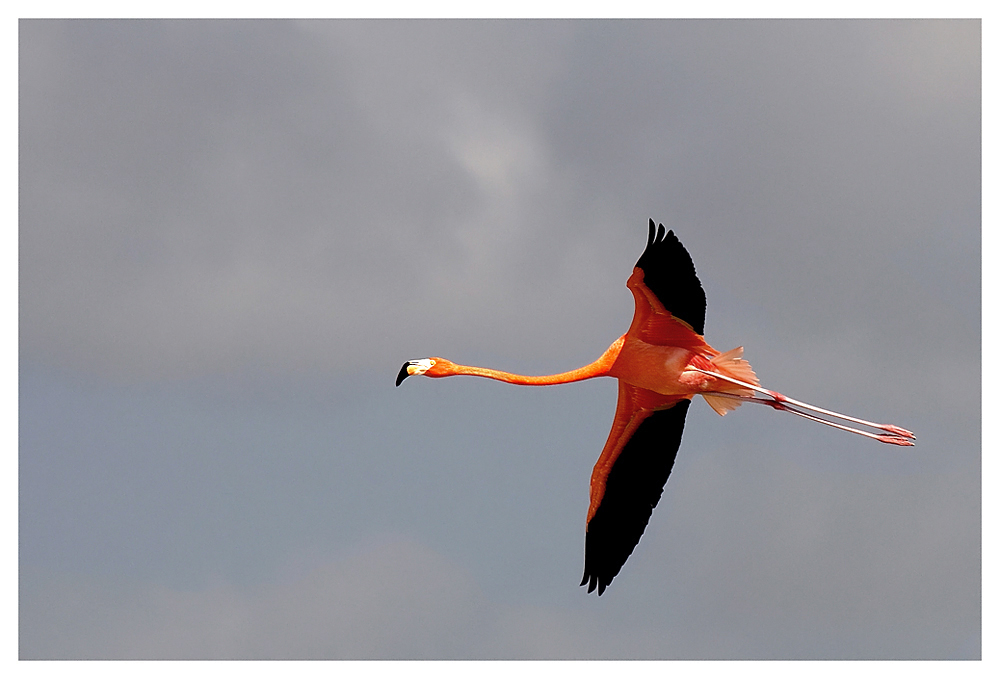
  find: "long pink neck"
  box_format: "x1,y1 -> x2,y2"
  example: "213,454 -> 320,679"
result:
442,336 -> 624,386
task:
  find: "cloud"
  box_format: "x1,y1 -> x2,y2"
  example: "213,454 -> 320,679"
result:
17,21 -> 591,381
21,537 -> 481,659
19,19 -> 979,661
21,536 -> 628,660
19,20 -> 979,385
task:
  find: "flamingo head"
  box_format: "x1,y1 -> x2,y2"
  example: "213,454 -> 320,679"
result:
396,358 -> 439,386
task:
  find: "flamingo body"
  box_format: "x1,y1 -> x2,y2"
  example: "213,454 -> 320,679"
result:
396,219 -> 913,596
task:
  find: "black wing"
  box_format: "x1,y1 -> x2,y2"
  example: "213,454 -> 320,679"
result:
580,398 -> 690,595
635,219 -> 707,335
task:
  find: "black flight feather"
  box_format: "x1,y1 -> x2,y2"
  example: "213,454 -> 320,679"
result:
580,399 -> 690,595
635,219 -> 707,335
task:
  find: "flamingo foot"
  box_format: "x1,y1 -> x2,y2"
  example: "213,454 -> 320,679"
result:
881,424 -> 916,440
877,434 -> 915,447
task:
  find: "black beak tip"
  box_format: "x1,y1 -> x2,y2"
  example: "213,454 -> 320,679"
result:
395,362 -> 411,387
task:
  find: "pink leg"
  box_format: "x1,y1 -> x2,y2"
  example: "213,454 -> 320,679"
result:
694,366 -> 915,446
703,392 -> 914,446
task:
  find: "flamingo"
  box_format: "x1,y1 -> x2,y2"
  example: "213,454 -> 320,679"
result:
396,220 -> 914,595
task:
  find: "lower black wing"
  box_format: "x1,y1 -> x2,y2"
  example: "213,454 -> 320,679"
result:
581,398 -> 691,595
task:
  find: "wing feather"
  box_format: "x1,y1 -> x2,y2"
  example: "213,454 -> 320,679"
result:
581,383 -> 690,595
633,219 -> 707,335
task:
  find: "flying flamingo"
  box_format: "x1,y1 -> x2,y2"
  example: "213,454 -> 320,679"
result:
396,220 -> 914,595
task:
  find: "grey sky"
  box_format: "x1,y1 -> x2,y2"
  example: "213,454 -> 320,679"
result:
19,19 -> 980,659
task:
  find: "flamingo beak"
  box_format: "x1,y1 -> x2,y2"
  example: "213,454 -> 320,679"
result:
395,362 -> 413,387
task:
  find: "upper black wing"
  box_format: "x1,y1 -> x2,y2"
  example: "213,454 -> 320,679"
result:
634,219 -> 707,335
580,398 -> 690,595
